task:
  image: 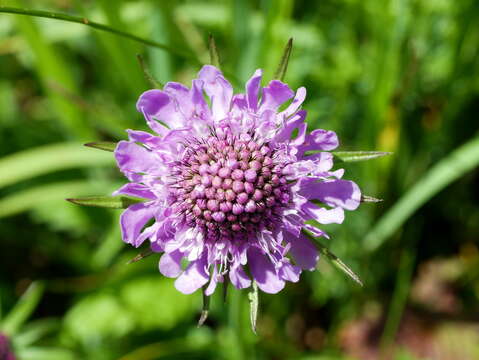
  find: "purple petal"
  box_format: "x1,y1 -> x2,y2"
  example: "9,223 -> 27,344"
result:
198,65 -> 233,120
159,250 -> 184,278
302,202 -> 345,224
314,180 -> 361,210
174,255 -> 209,294
113,183 -> 156,200
245,69 -> 262,111
280,86 -> 306,118
273,110 -> 307,144
191,79 -> 210,119
114,141 -> 158,180
279,262 -> 301,282
126,130 -> 161,148
285,233 -> 319,270
247,247 -> 285,294
259,80 -> 294,112
205,267 -> 223,296
120,203 -> 156,247
229,265 -> 251,289
136,89 -> 185,133
164,81 -> 195,118
300,129 -> 339,153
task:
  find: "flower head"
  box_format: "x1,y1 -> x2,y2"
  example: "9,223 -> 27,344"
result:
114,66 -> 361,295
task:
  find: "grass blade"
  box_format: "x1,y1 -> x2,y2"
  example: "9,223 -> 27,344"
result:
0,181 -> 112,218
1,282 -> 45,336
66,195 -> 146,209
364,135 -> 479,251
0,143 -> 114,189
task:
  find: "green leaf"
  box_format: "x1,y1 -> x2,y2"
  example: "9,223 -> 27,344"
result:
84,141 -> 117,152
364,135 -> 479,252
0,143 -> 114,189
332,150 -> 392,163
208,34 -> 220,68
66,195 -> 146,209
273,38 -> 293,81
247,281 -> 259,334
304,231 -> 363,286
1,282 -> 45,336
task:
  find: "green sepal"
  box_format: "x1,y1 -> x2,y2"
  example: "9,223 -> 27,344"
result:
84,141 -> 117,152
127,249 -> 154,264
332,150 -> 392,163
273,38 -> 293,81
208,34 -> 220,68
303,231 -> 363,286
136,54 -> 163,88
66,195 -> 147,209
197,287 -> 210,327
247,281 -> 259,334
361,195 -> 383,203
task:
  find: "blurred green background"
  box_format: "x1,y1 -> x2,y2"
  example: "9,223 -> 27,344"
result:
1,0 -> 478,359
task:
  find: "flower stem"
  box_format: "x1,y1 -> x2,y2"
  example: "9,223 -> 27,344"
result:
0,6 -> 200,64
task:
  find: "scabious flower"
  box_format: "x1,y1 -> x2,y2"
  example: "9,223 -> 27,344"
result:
114,65 -> 361,295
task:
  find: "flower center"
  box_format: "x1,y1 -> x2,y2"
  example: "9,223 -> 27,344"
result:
170,133 -> 291,239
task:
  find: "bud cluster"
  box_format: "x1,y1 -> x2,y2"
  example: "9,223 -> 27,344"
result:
170,133 -> 291,239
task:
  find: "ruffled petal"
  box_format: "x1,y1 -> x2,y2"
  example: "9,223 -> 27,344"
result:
280,86 -> 306,118
126,130 -> 162,149
247,247 -> 285,294
278,262 -> 301,282
300,179 -> 361,211
159,250 -> 184,278
245,69 -> 262,111
198,65 -> 233,120
164,82 -> 195,118
115,141 -> 159,181
273,110 -> 307,144
299,129 -> 339,153
259,80 -> 294,112
174,255 -> 209,294
286,232 -> 319,270
229,265 -> 251,289
302,202 -> 345,224
136,89 -> 186,133
120,203 -> 156,247
113,183 -> 156,200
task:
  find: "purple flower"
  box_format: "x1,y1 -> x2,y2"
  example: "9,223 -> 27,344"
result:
0,333 -> 16,360
114,66 -> 361,295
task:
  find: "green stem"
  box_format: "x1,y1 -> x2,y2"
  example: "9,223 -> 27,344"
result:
0,6 -> 200,64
